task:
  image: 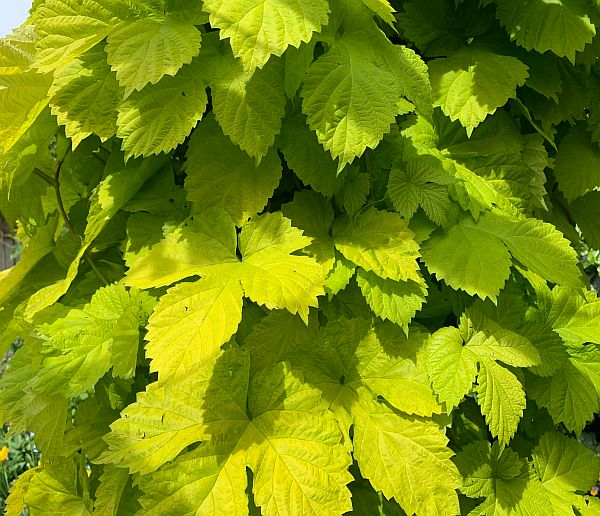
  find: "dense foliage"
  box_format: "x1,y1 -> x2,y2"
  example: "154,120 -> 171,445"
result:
1,0 -> 600,514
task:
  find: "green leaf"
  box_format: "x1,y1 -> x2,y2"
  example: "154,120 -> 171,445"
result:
333,209 -> 421,283
388,154 -> 453,226
463,306 -> 541,368
125,209 -> 238,289
292,318 -> 441,421
116,60 -> 207,158
454,440 -> 544,510
185,115 -> 282,226
397,0 -> 495,57
334,167 -> 370,216
32,0 -> 119,73
493,0 -> 596,62
201,33 -> 287,159
244,309 -> 317,372
281,189 -> 336,273
93,466 -> 141,515
532,431 -> 600,514
429,48 -> 528,135
554,125 -> 600,201
570,191 -> 600,249
359,0 -> 395,25
302,31 -> 406,168
356,268 -> 427,331
24,461 -> 92,515
280,112 -> 338,196
0,67 -> 51,153
485,212 -> 584,290
476,357 -> 526,446
426,326 -> 478,409
146,268 -> 244,380
49,47 -> 120,147
421,216 -> 512,301
352,390 -> 460,515
238,212 -> 326,322
5,467 -> 38,516
203,0 -> 329,71
32,284 -> 140,397
528,362 -> 599,434
106,15 -> 201,96
104,350 -> 352,514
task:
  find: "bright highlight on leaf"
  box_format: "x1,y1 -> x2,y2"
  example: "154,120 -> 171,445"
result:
203,0 -> 330,71
429,48 -> 528,135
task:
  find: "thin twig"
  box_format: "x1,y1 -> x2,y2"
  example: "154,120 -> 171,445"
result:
54,159 -> 109,286
54,160 -> 79,239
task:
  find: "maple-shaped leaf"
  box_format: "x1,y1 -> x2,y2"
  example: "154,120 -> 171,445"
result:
5,467 -> 38,516
31,284 -> 141,398
301,31 -> 409,169
185,115 -> 282,226
238,211 -> 325,321
493,0 -> 596,62
243,309 -> 317,373
429,48 -> 528,135
136,211 -> 323,379
454,440 -> 546,514
200,33 -> 287,159
291,318 -> 441,419
528,362 -> 599,435
32,0 -> 119,73
388,154 -> 453,227
106,14 -> 201,96
116,59 -> 207,159
333,209 -> 420,283
532,431 -> 600,514
203,0 -> 329,71
49,47 -> 120,148
102,348 -> 352,515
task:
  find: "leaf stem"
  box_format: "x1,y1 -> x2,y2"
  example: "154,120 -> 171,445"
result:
33,168 -> 57,188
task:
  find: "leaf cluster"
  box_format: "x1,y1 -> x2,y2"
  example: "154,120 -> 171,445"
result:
1,0 -> 600,514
